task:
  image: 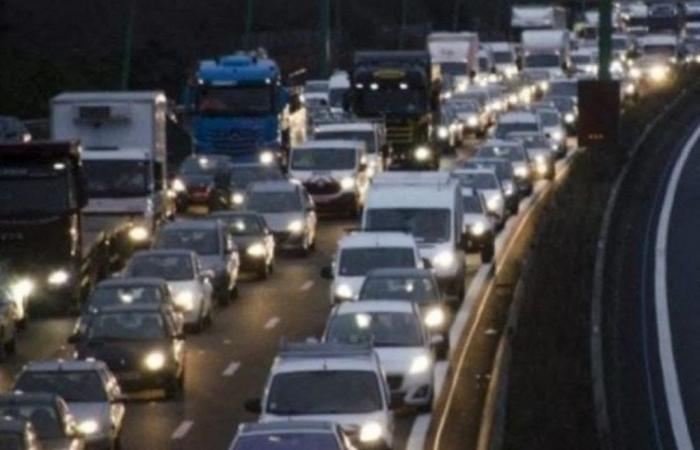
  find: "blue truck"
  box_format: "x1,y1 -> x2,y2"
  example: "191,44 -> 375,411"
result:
184,52 -> 306,165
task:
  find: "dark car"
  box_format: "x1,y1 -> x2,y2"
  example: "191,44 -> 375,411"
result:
84,277 -> 175,311
0,392 -> 84,450
460,157 -> 520,215
475,141 -> 533,196
172,154 -> 233,212
358,268 -> 450,358
211,211 -> 276,279
154,220 -> 240,305
69,304 -> 186,399
229,163 -> 286,208
229,421 -> 355,450
0,416 -> 43,450
0,116 -> 31,143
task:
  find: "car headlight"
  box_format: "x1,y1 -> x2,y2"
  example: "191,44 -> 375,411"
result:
246,242 -> 266,257
259,151 -> 275,165
77,419 -> 100,435
175,291 -> 195,311
486,194 -> 503,213
47,269 -> 70,286
467,115 -> 479,127
414,146 -> 431,161
503,180 -> 515,196
359,422 -> 384,443
128,226 -> 149,243
340,177 -> 355,190
514,164 -> 530,178
10,279 -> 34,300
624,83 -> 636,95
508,93 -> 518,105
539,80 -> 549,91
432,250 -> 456,270
551,130 -> 563,142
437,126 -> 450,140
564,112 -> 575,124
144,351 -> 166,371
172,178 -> 186,193
424,307 -> 446,328
335,283 -> 353,300
471,220 -> 488,236
232,192 -> 244,205
409,355 -> 431,374
287,219 -> 304,234
630,67 -> 642,79
650,65 -> 669,82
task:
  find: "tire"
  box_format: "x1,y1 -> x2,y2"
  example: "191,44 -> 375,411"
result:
481,243 -> 495,264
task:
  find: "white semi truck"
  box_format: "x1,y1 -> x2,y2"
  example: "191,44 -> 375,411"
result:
521,29 -> 571,79
427,32 -> 480,84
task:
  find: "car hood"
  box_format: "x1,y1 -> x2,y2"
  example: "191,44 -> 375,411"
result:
290,169 -> 356,183
198,255 -> 225,273
263,212 -> 304,233
417,242 -> 452,261
261,410 -> 389,435
231,234 -> 263,249
463,213 -> 491,227
179,173 -> 214,188
375,347 -> 431,375
68,402 -> 111,430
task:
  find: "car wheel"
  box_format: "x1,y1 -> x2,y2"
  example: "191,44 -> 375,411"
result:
481,244 -> 495,264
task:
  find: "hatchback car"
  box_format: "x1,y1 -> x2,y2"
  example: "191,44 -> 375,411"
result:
476,140 -> 533,196
154,220 -> 240,305
244,181 -> 317,255
14,359 -> 125,450
460,158 -> 520,215
123,250 -> 214,331
229,163 -> 286,208
451,169 -> 507,228
171,154 -> 233,213
69,304 -> 186,399
211,211 -> 276,279
0,392 -> 85,450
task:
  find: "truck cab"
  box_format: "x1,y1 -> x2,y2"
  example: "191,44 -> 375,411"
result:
185,52 -> 306,165
51,92 -> 170,254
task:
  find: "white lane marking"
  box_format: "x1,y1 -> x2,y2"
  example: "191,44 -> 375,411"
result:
406,414 -> 431,450
171,420 -> 193,439
300,280 -> 314,291
264,317 -> 280,330
222,361 -> 241,377
654,125 -> 700,450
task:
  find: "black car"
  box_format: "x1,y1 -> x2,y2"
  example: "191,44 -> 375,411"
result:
229,163 -> 286,209
358,267 -> 450,359
0,116 -> 31,143
0,392 -> 84,450
172,154 -> 233,212
69,304 -> 186,399
211,211 -> 276,279
462,157 -> 520,215
0,416 -> 42,450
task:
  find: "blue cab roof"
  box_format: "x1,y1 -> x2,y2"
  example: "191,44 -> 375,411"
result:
197,54 -> 280,85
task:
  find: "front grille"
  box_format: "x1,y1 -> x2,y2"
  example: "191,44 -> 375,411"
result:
202,128 -> 259,153
386,124 -> 414,145
386,375 -> 404,390
304,179 -> 341,195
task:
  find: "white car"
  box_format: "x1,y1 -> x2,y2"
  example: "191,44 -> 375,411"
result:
246,342 -> 395,450
532,107 -> 567,156
123,249 -> 214,331
451,168 -> 507,228
314,121 -> 388,176
322,232 -> 423,304
324,301 -> 437,411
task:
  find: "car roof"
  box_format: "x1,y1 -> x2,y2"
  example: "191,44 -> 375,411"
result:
238,421 -> 336,435
335,300 -> 416,314
498,112 -> 538,123
481,139 -> 525,149
131,249 -> 196,258
273,342 -> 380,373
21,359 -> 108,373
161,219 -> 221,231
315,122 -> 375,132
211,210 -> 264,219
338,232 -> 417,249
247,180 -> 297,193
90,303 -> 164,314
294,140 -> 364,151
96,277 -> 168,289
366,185 -> 456,209
365,267 -> 433,278
452,168 -> 497,177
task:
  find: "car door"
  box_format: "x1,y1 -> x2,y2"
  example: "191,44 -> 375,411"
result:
259,216 -> 276,263
222,225 -> 240,282
194,255 -> 213,308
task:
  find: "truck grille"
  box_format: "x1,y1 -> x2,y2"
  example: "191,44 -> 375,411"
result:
304,179 -> 341,195
386,124 -> 414,145
202,128 -> 259,153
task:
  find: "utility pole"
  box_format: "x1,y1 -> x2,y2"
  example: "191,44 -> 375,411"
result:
598,0 -> 612,79
319,0 -> 331,77
399,0 -> 408,48
243,0 -> 254,48
120,0 -> 135,90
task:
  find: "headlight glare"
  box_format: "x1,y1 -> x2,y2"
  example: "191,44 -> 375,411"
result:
10,279 -> 34,300
144,351 -> 166,371
414,146 -> 431,161
259,151 -> 275,165
246,242 -> 266,257
48,270 -> 70,286
175,291 -> 195,311
335,284 -> 353,300
564,113 -> 575,124
486,194 -> 503,212
128,226 -> 149,243
172,178 -> 186,193
287,220 -> 304,234
425,308 -> 446,328
409,355 -> 431,374
232,193 -> 244,205
359,422 -> 383,443
340,177 -> 355,190
437,126 -> 450,140
432,251 -> 456,270
77,419 -> 100,435
471,220 -> 487,236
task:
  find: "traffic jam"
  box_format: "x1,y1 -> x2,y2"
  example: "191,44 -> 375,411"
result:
0,1 -> 694,448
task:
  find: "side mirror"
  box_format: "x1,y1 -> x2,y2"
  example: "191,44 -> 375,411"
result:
422,258 -> 433,269
320,266 -> 334,280
276,87 -> 291,113
244,398 -> 263,414
430,334 -> 445,348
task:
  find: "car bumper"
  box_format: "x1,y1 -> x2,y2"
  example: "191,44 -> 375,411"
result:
464,231 -> 495,252
272,231 -> 306,250
113,368 -> 178,391
311,191 -> 358,212
239,254 -> 268,272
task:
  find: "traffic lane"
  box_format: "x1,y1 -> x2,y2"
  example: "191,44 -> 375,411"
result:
663,122 -> 700,446
120,219 -> 352,450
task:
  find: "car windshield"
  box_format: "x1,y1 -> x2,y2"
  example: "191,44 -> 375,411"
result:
196,86 -> 274,116
612,38 -> 628,50
439,62 -> 468,77
539,111 -> 560,126
365,209 -> 451,243
246,191 -> 302,213
478,57 -> 491,71
306,81 -> 329,93
230,166 -> 284,189
217,215 -> 263,235
643,45 -> 676,57
360,276 -> 439,302
316,130 -> 375,153
477,145 -> 527,162
267,371 -> 383,415
339,247 -> 416,277
83,160 -> 149,198
467,160 -> 512,180
572,55 -> 594,64
181,156 -> 229,175
89,285 -> 163,307
155,228 -> 220,255
326,311 -> 424,347
518,135 -> 549,148
548,82 -> 578,97
15,371 -> 108,402
234,434 -> 339,450
452,172 -> 498,189
0,404 -> 63,439
495,122 -> 538,139
525,53 -> 561,68
87,311 -> 167,340
0,163 -> 71,215
126,255 -> 194,281
462,195 -> 485,213
291,148 -> 357,171
493,51 -> 513,63
0,435 -> 22,450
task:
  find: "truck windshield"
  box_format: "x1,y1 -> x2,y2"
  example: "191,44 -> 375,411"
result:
197,86 -> 274,116
291,148 -> 357,171
84,160 -> 149,198
525,54 -> 561,68
440,62 -> 468,77
548,82 -> 578,97
643,45 -> 676,57
0,164 -> 71,215
493,52 -> 513,63
358,89 -> 427,116
365,208 -> 451,243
